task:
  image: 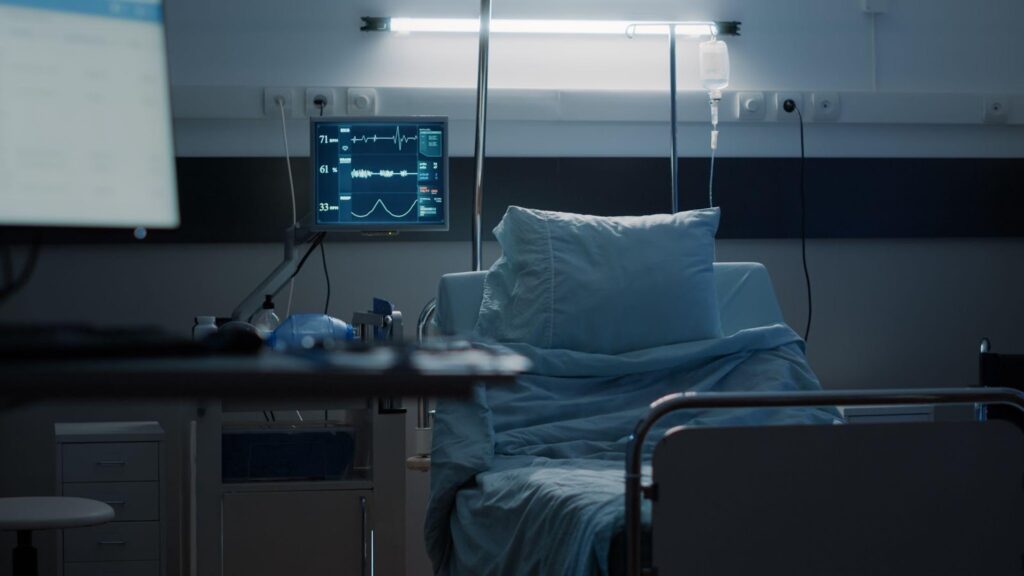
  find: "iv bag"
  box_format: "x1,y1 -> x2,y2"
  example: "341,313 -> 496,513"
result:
699,39 -> 730,93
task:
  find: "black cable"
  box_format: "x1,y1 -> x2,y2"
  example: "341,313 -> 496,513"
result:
288,232 -> 326,282
320,240 -> 331,315
0,242 -> 41,307
793,105 -> 813,343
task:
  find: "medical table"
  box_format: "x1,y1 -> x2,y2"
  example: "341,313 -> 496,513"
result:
0,343 -> 526,576
0,345 -> 525,401
428,261 -> 1024,576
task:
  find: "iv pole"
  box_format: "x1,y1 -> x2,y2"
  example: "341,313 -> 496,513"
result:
668,24 -> 680,214
471,0 -> 492,271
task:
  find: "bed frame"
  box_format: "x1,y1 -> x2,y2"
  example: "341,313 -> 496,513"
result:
431,263 -> 1024,575
627,388 -> 1024,576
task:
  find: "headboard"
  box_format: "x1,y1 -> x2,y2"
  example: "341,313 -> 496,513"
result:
436,262 -> 786,338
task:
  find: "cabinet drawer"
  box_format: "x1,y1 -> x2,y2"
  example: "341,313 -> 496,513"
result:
62,443 -> 158,483
63,521 -> 160,562
222,491 -> 368,576
64,561 -> 159,576
63,483 -> 159,522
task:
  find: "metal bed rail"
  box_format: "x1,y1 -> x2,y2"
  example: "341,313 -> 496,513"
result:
416,298 -> 438,432
624,386 -> 1024,576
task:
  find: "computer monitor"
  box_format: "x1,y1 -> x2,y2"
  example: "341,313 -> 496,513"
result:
311,117 -> 449,232
0,0 -> 179,229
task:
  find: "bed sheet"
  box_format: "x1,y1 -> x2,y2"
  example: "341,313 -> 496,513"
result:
426,324 -> 838,576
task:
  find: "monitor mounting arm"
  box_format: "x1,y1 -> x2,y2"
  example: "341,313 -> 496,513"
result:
232,212 -> 321,322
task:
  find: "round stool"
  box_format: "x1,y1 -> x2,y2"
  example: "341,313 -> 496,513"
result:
0,497 -> 114,576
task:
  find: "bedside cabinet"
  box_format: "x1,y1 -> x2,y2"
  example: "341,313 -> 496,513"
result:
56,422 -> 165,576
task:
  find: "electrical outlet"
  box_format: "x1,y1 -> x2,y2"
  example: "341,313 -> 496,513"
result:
305,87 -> 336,117
811,91 -> 841,121
983,94 -> 1010,124
264,87 -> 296,117
347,88 -> 378,116
776,92 -> 804,121
736,91 -> 766,121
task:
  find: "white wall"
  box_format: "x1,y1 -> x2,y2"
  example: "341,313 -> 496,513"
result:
165,0 -> 1024,158
166,0 -> 1024,92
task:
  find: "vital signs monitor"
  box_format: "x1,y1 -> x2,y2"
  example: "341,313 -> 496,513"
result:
311,117 -> 449,231
0,0 -> 179,229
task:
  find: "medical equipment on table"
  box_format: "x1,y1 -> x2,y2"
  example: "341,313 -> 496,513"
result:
233,116 -> 451,325
193,316 -> 219,341
267,313 -> 355,351
352,298 -> 404,344
310,116 -> 449,232
251,295 -> 282,338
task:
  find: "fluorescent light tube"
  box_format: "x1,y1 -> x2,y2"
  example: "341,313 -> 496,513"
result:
389,18 -> 480,33
387,18 -> 719,36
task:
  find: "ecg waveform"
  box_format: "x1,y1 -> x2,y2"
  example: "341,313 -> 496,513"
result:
350,126 -> 419,151
350,169 -> 417,179
352,198 -> 419,219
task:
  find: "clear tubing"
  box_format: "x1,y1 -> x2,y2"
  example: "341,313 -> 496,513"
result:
277,98 -> 297,317
708,99 -> 720,208
709,147 -> 717,208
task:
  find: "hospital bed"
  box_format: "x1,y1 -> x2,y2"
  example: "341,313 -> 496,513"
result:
429,262 -> 1024,576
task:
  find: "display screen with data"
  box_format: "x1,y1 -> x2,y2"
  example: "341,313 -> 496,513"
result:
0,0 -> 179,228
312,118 -> 448,231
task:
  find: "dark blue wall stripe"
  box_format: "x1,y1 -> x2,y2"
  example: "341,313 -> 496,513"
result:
5,156 -> 1023,243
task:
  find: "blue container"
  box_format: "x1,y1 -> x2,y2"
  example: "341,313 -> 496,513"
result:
267,313 -> 355,351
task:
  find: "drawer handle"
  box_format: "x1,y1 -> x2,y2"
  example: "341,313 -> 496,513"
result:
98,540 -> 127,546
102,500 -> 126,506
95,460 -> 127,467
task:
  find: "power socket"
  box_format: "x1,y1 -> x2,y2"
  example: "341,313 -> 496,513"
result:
305,87 -> 336,117
983,94 -> 1011,124
264,87 -> 296,117
736,91 -> 766,121
776,92 -> 804,122
811,91 -> 841,121
347,88 -> 378,116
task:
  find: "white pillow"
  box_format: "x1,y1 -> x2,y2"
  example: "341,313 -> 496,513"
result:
475,206 -> 723,354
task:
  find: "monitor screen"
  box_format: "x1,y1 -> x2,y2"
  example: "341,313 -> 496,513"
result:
0,0 -> 178,229
311,117 -> 448,231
